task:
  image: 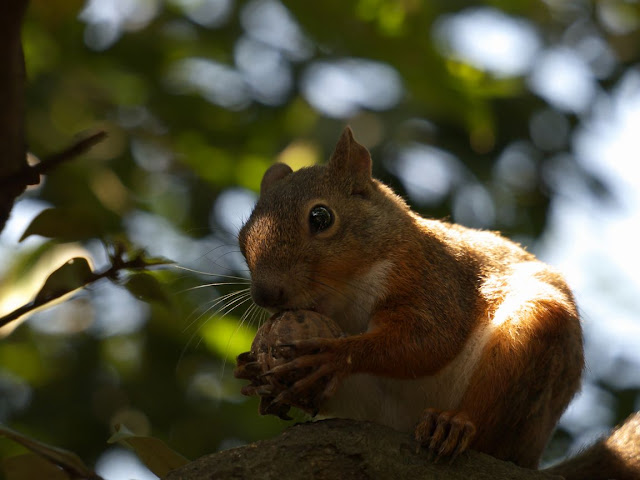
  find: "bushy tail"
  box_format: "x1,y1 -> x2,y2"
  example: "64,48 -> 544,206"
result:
544,413 -> 640,480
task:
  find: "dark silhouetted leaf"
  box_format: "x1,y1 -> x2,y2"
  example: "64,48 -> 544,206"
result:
108,424 -> 189,477
123,272 -> 170,306
20,207 -> 118,242
3,453 -> 70,480
0,425 -> 95,478
34,257 -> 94,302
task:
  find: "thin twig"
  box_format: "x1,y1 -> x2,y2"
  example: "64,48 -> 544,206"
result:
0,252 -> 143,330
34,130 -> 108,176
0,130 -> 108,188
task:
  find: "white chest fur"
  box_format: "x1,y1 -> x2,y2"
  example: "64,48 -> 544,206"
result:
321,321 -> 494,432
319,260 -> 495,432
331,259 -> 394,335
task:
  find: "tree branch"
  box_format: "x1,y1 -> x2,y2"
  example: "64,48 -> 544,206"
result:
0,1 -> 107,235
0,247 -> 160,330
0,130 -> 108,190
0,0 -> 29,234
163,419 -> 562,480
34,130 -> 108,176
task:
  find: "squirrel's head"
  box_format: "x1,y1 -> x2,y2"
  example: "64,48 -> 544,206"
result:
238,127 -> 408,318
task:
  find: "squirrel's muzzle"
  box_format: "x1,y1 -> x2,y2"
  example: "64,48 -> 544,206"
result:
251,280 -> 288,310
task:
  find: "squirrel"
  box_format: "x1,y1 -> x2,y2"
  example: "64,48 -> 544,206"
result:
235,126 -> 640,479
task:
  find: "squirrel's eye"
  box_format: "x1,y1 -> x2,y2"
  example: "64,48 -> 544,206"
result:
309,205 -> 334,234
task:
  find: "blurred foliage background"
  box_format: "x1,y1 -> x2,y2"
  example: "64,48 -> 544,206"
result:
1,0 -> 640,477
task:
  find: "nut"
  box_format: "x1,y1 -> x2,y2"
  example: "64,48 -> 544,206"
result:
235,310 -> 343,419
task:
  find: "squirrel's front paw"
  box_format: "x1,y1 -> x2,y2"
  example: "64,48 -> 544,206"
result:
414,408 -> 476,462
264,338 -> 349,410
235,310 -> 345,417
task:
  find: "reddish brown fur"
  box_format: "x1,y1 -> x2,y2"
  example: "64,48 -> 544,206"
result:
462,295 -> 583,466
238,127 -> 637,476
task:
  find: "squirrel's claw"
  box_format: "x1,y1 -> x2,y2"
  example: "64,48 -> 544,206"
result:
240,384 -> 274,397
234,360 -> 263,380
259,396 -> 292,420
273,338 -> 336,358
264,348 -> 346,413
263,351 -> 334,377
414,408 -> 476,464
236,351 -> 256,364
237,335 -> 349,417
284,361 -> 335,393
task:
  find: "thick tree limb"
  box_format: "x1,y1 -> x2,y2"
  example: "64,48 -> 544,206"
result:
0,1 -> 105,235
164,419 -> 562,480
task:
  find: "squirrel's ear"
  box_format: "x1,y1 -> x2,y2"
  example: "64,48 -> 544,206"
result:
260,163 -> 293,195
328,126 -> 372,194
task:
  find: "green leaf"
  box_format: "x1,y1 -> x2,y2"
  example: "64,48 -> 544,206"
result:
20,207 -> 118,242
108,424 -> 189,477
123,272 -> 170,306
3,453 -> 70,480
34,257 -> 94,302
0,425 -> 95,478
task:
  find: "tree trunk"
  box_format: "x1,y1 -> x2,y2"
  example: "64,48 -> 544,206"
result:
0,0 -> 29,234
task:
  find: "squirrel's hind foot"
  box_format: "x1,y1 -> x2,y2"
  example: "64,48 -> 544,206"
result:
414,408 -> 476,463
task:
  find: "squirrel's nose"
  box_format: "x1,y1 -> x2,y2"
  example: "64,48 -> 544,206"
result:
251,281 -> 287,309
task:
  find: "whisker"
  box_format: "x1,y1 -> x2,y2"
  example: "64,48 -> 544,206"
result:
219,301 -> 259,375
172,265 -> 250,282
257,305 -> 269,327
241,302 -> 259,329
197,243 -> 241,267
204,250 -> 245,275
202,243 -> 238,256
182,289 -> 251,334
200,290 -> 253,323
179,282 -> 250,295
251,306 -> 269,329
204,297 -> 251,366
177,291 -> 253,370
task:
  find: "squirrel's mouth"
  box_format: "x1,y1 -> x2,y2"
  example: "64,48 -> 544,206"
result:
269,303 -> 318,315
282,305 -> 317,313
